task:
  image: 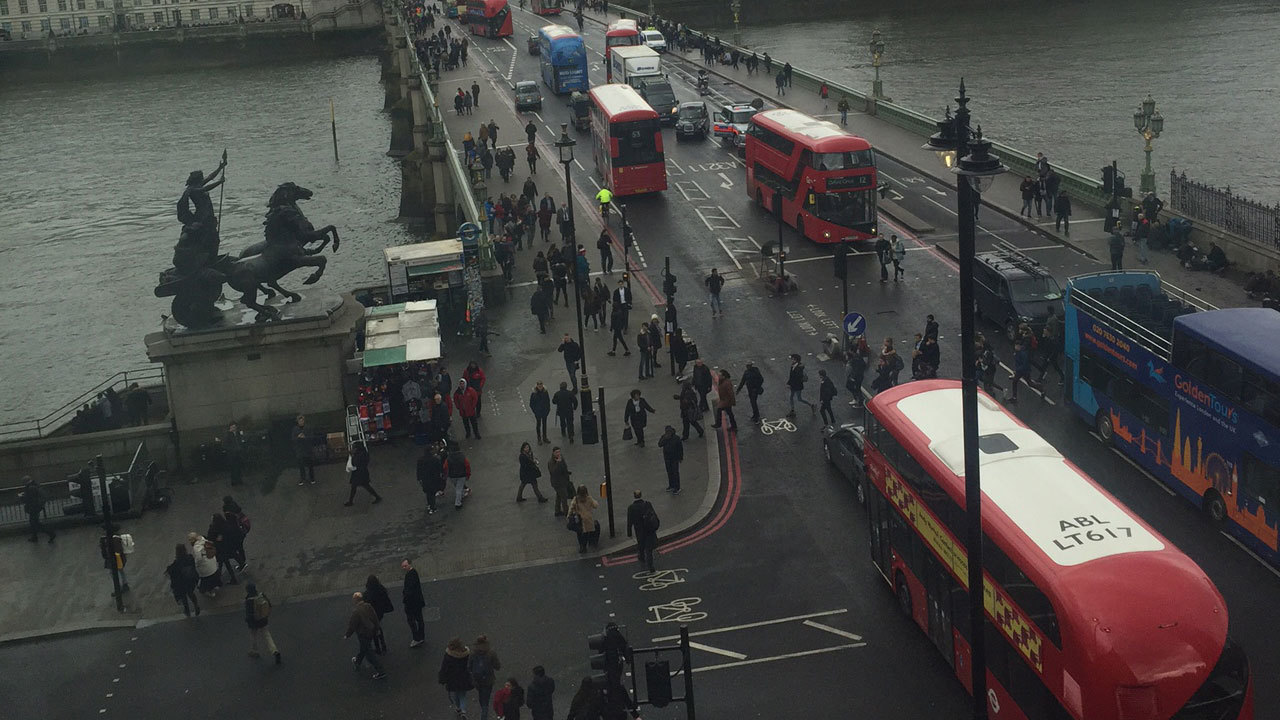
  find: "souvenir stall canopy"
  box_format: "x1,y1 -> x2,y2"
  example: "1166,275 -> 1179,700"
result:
350,301 -> 442,442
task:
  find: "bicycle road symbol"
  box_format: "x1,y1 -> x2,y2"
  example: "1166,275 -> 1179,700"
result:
760,418 -> 797,435
632,568 -> 689,591
646,597 -> 708,624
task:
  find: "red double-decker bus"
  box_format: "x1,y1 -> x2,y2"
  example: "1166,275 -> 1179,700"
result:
860,380 -> 1253,720
530,0 -> 562,14
466,0 -> 512,38
603,18 -> 641,81
588,84 -> 666,197
745,108 -> 878,244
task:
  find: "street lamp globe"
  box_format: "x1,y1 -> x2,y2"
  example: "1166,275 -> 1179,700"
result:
1142,93 -> 1156,118
953,128 -> 1007,194
923,107 -> 958,167
1150,108 -> 1164,136
556,122 -> 575,164
1133,106 -> 1146,131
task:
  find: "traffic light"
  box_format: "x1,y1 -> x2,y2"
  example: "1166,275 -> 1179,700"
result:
663,270 -> 677,298
645,659 -> 673,707
588,623 -> 630,708
833,240 -> 848,280
622,222 -> 635,250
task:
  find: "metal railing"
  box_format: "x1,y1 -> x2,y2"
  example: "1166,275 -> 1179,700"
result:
1170,169 -> 1280,250
0,367 -> 165,441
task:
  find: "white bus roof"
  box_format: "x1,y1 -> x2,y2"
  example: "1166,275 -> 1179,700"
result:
589,83 -> 656,117
755,108 -> 854,142
892,387 -> 1165,566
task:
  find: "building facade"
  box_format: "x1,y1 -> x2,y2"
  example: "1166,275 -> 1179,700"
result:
0,0 -> 307,37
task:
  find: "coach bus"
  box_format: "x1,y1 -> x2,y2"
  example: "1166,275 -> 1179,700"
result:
589,84 -> 666,197
537,25 -> 588,95
863,379 -> 1253,720
603,18 -> 641,80
745,109 -> 878,245
466,0 -> 512,38
531,0 -> 562,14
1063,270 -> 1280,569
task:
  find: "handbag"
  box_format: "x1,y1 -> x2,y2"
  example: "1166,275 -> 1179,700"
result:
622,425 -> 633,441
345,455 -> 356,473
566,511 -> 582,533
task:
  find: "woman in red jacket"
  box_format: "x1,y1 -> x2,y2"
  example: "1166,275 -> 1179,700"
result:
453,380 -> 481,440
462,361 -> 487,414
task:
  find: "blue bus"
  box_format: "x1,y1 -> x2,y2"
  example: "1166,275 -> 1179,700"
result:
538,25 -> 588,95
1063,270 -> 1280,568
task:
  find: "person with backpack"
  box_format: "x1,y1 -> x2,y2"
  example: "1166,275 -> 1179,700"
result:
221,496 -> 250,571
786,353 -> 816,417
244,582 -> 281,665
401,558 -> 427,648
469,635 -> 503,720
626,490 -> 660,572
818,369 -> 838,424
494,677 -> 526,720
526,666 -> 556,720
19,476 -> 55,544
188,531 -> 220,597
165,543 -> 200,617
442,441 -> 472,510
676,381 -> 704,440
364,575 -> 394,654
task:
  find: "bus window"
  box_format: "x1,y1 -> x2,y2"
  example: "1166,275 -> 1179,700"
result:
811,150 -> 875,170
1205,352 -> 1244,398
1240,452 -> 1280,510
611,120 -> 661,166
1243,370 -> 1280,425
814,191 -> 873,228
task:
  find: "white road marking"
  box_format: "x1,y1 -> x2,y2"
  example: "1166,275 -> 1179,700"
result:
694,643 -> 866,673
802,619 -> 864,641
717,171 -> 734,189
674,180 -> 710,202
694,205 -> 740,231
574,158 -> 585,171
503,37 -> 517,50
688,641 -> 748,660
533,111 -> 544,122
588,175 -> 600,190
924,185 -> 948,197
652,608 -> 848,641
714,237 -> 744,270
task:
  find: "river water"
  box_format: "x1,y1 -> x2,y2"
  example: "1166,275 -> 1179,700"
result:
0,56 -> 412,424
709,0 -> 1280,200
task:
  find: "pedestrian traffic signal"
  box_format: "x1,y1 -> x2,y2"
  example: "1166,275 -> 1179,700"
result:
644,659 -> 673,707
663,271 -> 677,298
588,622 -> 629,689
622,222 -> 635,249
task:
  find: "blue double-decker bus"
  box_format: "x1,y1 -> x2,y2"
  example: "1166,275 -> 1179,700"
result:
538,25 -> 588,95
1063,270 -> 1280,568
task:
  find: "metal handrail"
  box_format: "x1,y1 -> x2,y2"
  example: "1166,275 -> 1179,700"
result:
1066,272 -> 1216,362
0,366 -> 165,441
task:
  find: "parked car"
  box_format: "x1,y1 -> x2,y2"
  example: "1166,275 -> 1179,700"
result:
527,34 -> 540,55
513,80 -> 543,112
821,422 -> 867,504
675,101 -> 709,140
641,29 -> 666,52
972,247 -> 1064,341
636,77 -> 678,125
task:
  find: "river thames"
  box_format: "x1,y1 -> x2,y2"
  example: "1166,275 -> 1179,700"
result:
0,56 -> 412,424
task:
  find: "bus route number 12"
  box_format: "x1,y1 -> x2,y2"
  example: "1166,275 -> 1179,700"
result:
1052,515 -> 1132,551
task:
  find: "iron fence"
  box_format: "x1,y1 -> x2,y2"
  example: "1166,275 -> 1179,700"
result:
1170,170 -> 1280,249
0,366 -> 165,441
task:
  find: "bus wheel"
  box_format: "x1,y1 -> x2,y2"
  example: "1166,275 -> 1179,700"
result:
1094,411 -> 1114,444
1203,490 -> 1228,524
894,573 -> 912,618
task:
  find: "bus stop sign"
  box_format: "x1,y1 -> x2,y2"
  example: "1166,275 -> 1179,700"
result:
843,312 -> 866,337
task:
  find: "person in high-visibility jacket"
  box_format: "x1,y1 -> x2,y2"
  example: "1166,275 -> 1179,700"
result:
595,187 -> 613,222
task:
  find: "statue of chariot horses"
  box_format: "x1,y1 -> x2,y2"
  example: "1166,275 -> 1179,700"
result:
155,153 -> 341,329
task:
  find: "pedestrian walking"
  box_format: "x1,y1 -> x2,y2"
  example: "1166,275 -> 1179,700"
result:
568,677 -> 605,720
547,443 -> 573,515
442,441 -> 472,510
206,513 -> 241,585
623,389 -> 656,446
188,531 -> 219,597
558,334 -> 582,390
344,441 -> 383,506
517,442 -> 550,503
493,678 -> 526,720
1019,176 -> 1036,217
469,635 -> 503,720
875,234 -> 891,282
1008,340 -> 1033,403
670,327 -> 690,377
1109,230 -> 1125,270
786,353 -> 816,417
774,70 -> 785,96
837,97 -> 850,126
345,592 -> 387,679
1055,190 -> 1072,235
626,490 -> 660,572
439,638 -> 474,714
225,421 -> 246,485
698,266 -> 724,317
1035,305 -> 1065,385
364,575 -> 394,654
19,476 -> 55,543
1033,174 -> 1045,216
846,336 -> 869,406
817,369 -> 838,424
676,381 -> 705,440
530,284 -> 550,333
713,369 -> 738,430
1044,168 -> 1060,215
124,383 -> 152,426
402,558 -> 427,648
608,303 -> 631,356
526,142 -> 538,174
480,145 -> 493,179
522,175 -> 538,204
783,61 -> 793,86
527,666 -> 557,720
245,583 -> 282,665
530,381 -> 551,444
165,543 -> 201,617
525,120 -> 537,145
637,322 -> 654,379
553,381 -> 578,442
736,360 -> 765,421
658,426 -> 684,494
292,414 -> 315,485
453,380 -> 482,439
597,230 -> 614,274
687,359 -> 712,411
646,315 -> 662,370
924,314 -> 939,341
569,484 -> 600,552
891,234 -> 906,281
487,119 -> 499,146
478,122 -> 489,147
978,336 -> 1002,394
471,80 -> 481,108
1136,213 -> 1151,264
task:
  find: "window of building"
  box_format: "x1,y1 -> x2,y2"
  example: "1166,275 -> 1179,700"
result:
243,3 -> 253,15
208,5 -> 216,16
19,0 -> 28,14
133,11 -> 142,24
22,19 -> 31,30
97,14 -> 107,25
76,0 -> 85,10
171,7 -> 179,19
56,0 -> 66,11
38,0 -> 47,13
152,10 -> 161,22
77,15 -> 87,26
190,7 -> 198,18
58,16 -> 69,27
39,17 -> 49,29
0,2 -> 9,16
95,0 -> 104,8
226,5 -> 236,16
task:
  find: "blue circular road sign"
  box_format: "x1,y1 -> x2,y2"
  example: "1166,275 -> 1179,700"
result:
843,312 -> 866,337
458,222 -> 481,243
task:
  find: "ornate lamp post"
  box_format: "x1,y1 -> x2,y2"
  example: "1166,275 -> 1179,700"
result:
870,29 -> 886,100
556,123 -> 597,439
1133,94 -> 1164,195
923,79 -> 1007,720
730,0 -> 742,47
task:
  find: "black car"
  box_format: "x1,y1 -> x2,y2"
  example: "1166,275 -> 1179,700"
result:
821,422 -> 867,504
674,101 -> 709,140
636,77 -> 679,126
972,247 -> 1064,341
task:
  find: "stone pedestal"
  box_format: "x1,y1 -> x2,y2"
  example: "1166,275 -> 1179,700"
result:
144,293 -> 362,446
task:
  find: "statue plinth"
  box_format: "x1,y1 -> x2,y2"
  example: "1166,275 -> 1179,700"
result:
145,292 -> 362,446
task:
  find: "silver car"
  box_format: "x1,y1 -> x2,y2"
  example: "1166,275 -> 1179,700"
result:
821,422 -> 867,504
641,29 -> 667,52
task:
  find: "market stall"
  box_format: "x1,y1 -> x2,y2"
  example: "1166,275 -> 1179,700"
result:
353,301 -> 443,441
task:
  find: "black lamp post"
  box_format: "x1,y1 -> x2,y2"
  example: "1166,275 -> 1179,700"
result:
556,124 -> 593,423
922,79 -> 1007,720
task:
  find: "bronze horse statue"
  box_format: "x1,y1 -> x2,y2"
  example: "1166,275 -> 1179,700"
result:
155,182 -> 341,328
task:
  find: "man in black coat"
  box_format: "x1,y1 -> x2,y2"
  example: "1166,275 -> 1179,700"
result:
736,360 -> 765,422
658,426 -> 684,493
626,490 -> 659,572
623,389 -> 656,447
552,381 -> 578,442
20,476 -> 55,543
417,445 -> 444,515
529,381 -> 552,444
558,334 -> 582,391
401,559 -> 427,648
530,286 -> 550,334
522,177 -> 538,203
690,359 -> 713,411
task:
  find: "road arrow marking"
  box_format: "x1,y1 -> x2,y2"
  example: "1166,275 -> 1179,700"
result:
688,641 -> 748,660
803,619 -> 864,641
694,643 -> 866,673
718,171 -> 734,189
